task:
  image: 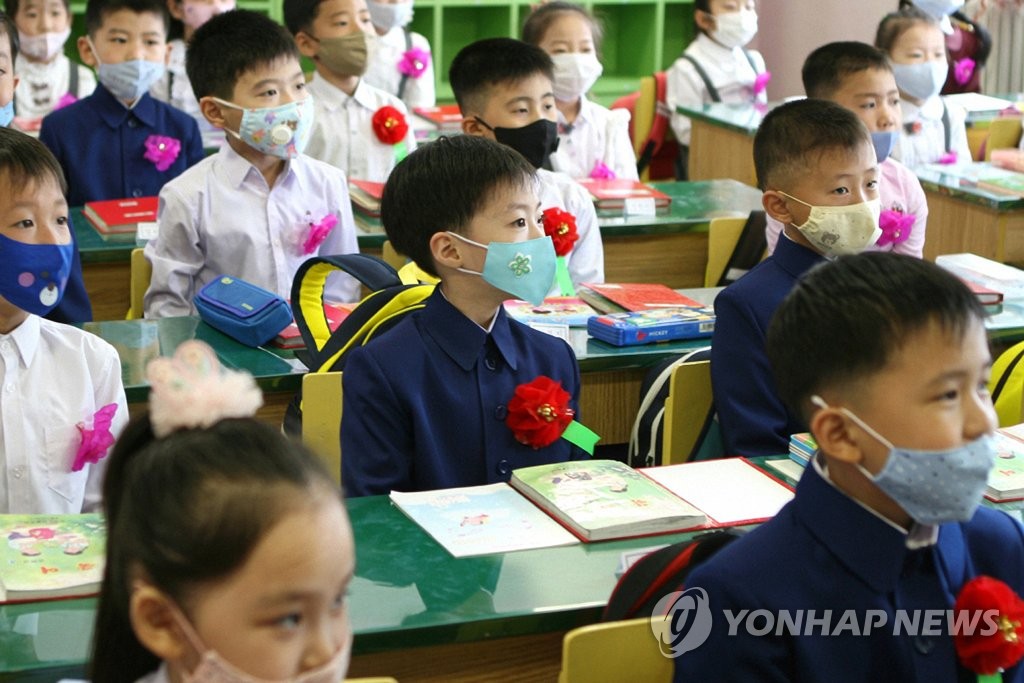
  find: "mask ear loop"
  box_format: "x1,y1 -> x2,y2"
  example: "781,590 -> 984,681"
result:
810,394 -> 896,451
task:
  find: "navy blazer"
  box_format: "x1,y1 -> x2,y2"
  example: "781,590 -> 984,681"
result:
341,288 -> 586,497
676,461 -> 1024,682
710,236 -> 825,457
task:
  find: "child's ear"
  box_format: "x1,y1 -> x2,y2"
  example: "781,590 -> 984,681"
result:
429,231 -> 463,270
810,403 -> 865,466
198,96 -> 227,129
77,35 -> 98,68
762,190 -> 794,225
167,0 -> 186,22
129,584 -> 189,663
694,9 -> 717,34
461,116 -> 491,138
294,31 -> 319,59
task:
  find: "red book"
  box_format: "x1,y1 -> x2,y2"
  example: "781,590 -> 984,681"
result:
574,178 -> 671,211
82,197 -> 158,235
348,179 -> 385,217
272,302 -> 355,349
578,282 -> 704,313
412,105 -> 463,130
963,279 -> 1003,306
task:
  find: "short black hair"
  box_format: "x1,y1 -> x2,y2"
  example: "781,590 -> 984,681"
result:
767,252 -> 986,422
0,127 -> 67,195
449,37 -> 554,114
282,0 -> 322,35
875,5 -> 937,53
521,2 -> 604,53
85,0 -> 169,38
0,11 -> 16,63
753,98 -> 871,191
381,135 -> 537,278
802,42 -> 893,99
187,9 -> 301,100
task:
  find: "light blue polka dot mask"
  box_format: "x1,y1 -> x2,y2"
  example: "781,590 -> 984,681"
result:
811,395 -> 996,525
0,233 -> 73,316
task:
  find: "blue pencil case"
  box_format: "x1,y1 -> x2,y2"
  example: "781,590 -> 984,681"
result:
195,275 -> 292,347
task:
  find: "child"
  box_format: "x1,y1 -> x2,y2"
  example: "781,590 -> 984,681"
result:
8,0 -> 96,132
901,0 -> 992,95
876,5 -> 971,168
712,98 -> 880,458
449,37 -> 604,288
522,2 -> 637,181
0,127 -> 127,514
37,0 -> 203,208
90,342 -> 355,683
143,10 -> 360,317
284,0 -> 417,183
363,0 -> 434,110
342,135 -> 586,496
665,0 -> 767,173
149,0 -> 235,137
765,42 -> 928,258
677,252 -> 1024,681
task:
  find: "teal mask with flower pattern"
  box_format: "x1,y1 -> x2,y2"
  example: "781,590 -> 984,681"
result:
448,232 -> 556,305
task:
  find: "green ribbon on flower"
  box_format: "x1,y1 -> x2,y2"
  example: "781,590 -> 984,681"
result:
977,674 -> 1003,683
555,255 -> 574,297
562,420 -> 600,455
394,141 -> 408,164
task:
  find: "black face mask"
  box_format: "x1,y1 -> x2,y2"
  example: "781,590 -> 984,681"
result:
475,117 -> 560,169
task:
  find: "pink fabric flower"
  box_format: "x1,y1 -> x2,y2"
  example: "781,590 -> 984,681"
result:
954,58 -> 976,86
589,161 -> 616,180
54,92 -> 78,111
302,214 -> 338,255
72,403 -> 118,472
398,47 -> 430,79
143,135 -> 182,172
877,209 -> 915,246
753,71 -> 771,97
938,150 -> 959,165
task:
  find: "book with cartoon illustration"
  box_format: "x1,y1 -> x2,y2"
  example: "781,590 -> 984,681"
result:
503,297 -> 599,327
389,484 -> 579,558
509,460 -> 707,541
587,306 -> 715,346
0,514 -> 106,602
986,428 -> 1024,502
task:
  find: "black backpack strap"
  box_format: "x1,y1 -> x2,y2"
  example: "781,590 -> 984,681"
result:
397,27 -> 412,100
941,100 -> 952,153
69,63 -> 79,98
716,210 -> 767,286
680,54 -> 721,103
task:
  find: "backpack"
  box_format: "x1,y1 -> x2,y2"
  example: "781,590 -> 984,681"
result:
282,253 -> 434,436
716,210 -> 768,287
611,71 -> 679,181
603,529 -> 745,621
990,339 -> 1024,427
627,347 -> 721,468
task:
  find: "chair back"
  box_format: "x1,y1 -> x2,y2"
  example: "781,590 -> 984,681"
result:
127,248 -> 152,320
984,116 -> 1024,161
558,617 -> 672,683
705,216 -> 748,287
301,371 -> 343,485
381,240 -> 407,271
662,357 -> 717,465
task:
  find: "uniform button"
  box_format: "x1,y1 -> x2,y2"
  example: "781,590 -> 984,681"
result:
12,466 -> 23,479
914,636 -> 934,655
494,404 -> 507,420
4,384 -> 13,394
131,189 -> 142,198
484,356 -> 498,371
0,340 -> 9,351
128,119 -> 138,128
496,459 -> 511,476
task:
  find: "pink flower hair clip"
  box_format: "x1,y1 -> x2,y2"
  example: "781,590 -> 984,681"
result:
72,403 -> 118,472
398,46 -> 430,79
302,213 -> 338,255
753,71 -> 771,97
146,340 -> 263,438
143,135 -> 182,172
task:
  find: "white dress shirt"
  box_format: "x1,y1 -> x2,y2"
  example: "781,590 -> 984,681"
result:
144,144 -> 361,318
893,95 -> 971,169
305,74 -> 417,183
551,95 -> 639,181
13,55 -> 96,127
537,168 -> 604,286
363,26 -> 436,110
0,315 -> 127,514
666,33 -> 767,146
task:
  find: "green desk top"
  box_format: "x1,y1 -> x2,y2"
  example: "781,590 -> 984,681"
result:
675,100 -> 772,137
0,495 -> 722,678
913,162 -> 1024,210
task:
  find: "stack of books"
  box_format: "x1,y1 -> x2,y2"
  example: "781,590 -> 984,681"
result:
575,178 -> 671,215
82,197 -> 158,242
789,433 -> 817,466
348,179 -> 384,234
578,283 -> 715,346
937,253 -> 1024,303
412,105 -> 463,137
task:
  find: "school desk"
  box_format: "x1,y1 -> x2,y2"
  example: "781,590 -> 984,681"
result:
75,179 -> 762,321
676,101 -> 764,186
0,496 -> 727,682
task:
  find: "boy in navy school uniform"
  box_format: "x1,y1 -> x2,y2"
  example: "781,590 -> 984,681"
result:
342,135 -> 586,497
711,98 -> 881,458
38,0 -> 203,209
677,252 -> 1024,681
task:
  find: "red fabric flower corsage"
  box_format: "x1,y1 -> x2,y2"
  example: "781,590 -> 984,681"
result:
954,575 -> 1024,680
506,376 -> 576,449
542,207 -> 579,257
372,106 -> 409,145
905,120 -> 924,135
877,209 -> 915,246
752,71 -> 771,97
72,403 -> 118,472
143,135 -> 182,172
302,213 -> 338,255
955,58 -> 977,86
398,46 -> 430,79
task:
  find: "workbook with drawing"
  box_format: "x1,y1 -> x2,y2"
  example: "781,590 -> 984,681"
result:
0,514 -> 105,603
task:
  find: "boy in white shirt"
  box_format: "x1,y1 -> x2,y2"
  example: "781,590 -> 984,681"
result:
143,10 -> 360,318
450,37 -> 604,287
284,0 -> 416,183
363,0 -> 434,110
0,127 -> 127,513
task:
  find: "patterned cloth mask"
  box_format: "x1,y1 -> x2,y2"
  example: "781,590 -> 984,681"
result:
449,232 -> 557,305
212,97 -> 315,158
0,233 -> 73,315
779,192 -> 881,257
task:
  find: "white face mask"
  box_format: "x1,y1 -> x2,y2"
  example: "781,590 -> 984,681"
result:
550,52 -> 603,101
892,60 -> 948,101
710,8 -> 758,49
780,192 -> 882,257
17,28 -> 71,62
367,0 -> 413,31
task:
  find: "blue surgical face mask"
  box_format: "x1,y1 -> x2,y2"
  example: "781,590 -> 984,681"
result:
811,395 -> 995,525
892,60 -> 948,102
0,233 -> 73,315
92,47 -> 166,105
0,101 -> 13,128
212,97 -> 315,159
871,130 -> 899,163
448,231 -> 556,306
